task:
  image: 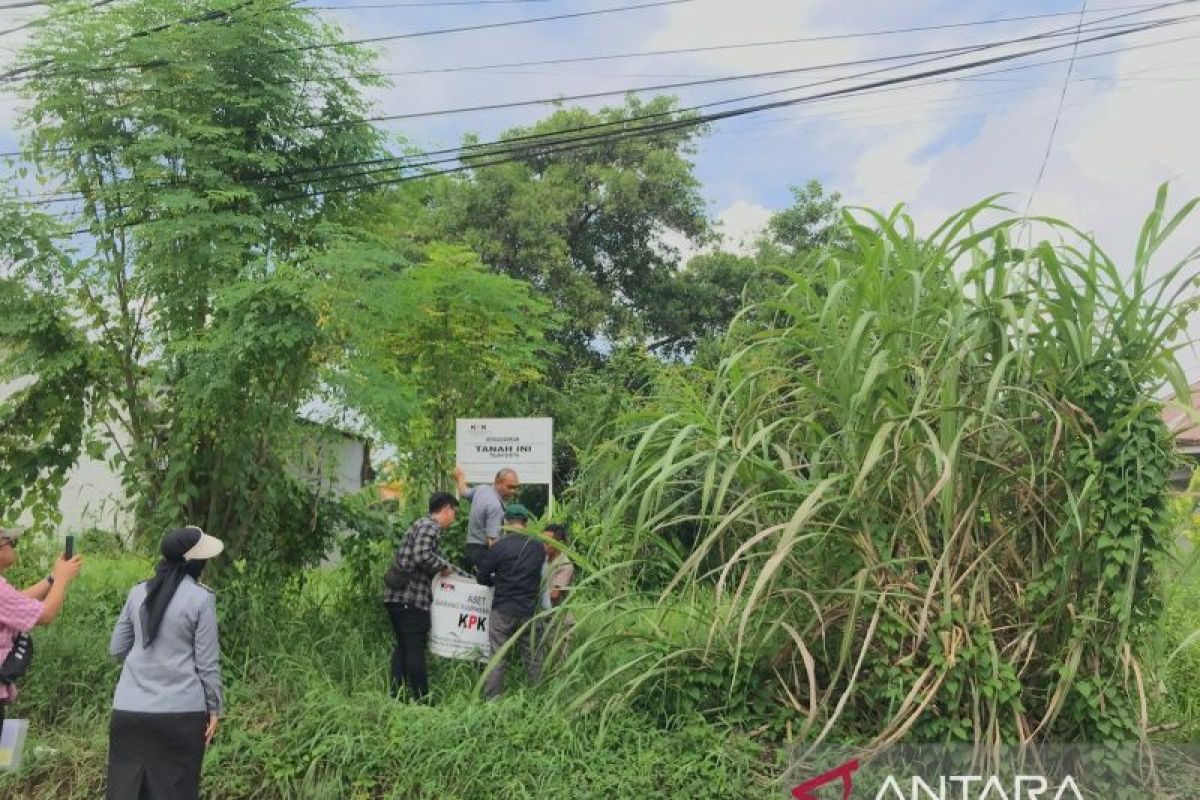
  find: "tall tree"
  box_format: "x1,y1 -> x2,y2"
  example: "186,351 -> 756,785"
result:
645,180 -> 849,359
0,0 -> 385,555
432,96 -> 710,358
313,237 -> 558,499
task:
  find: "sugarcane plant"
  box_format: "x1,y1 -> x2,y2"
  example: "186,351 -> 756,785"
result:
566,186 -> 1199,749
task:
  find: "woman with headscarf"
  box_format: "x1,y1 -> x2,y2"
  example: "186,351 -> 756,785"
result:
106,526 -> 225,800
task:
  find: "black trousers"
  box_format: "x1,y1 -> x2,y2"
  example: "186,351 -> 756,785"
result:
464,543 -> 488,576
384,602 -> 431,701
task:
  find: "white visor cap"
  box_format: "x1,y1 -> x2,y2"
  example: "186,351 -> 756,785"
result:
182,527 -> 225,561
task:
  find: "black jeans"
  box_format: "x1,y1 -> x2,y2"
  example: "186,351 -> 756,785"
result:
384,602 -> 431,701
464,543 -> 489,577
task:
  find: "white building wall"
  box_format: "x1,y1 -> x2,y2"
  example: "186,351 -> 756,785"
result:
3,378 -> 368,534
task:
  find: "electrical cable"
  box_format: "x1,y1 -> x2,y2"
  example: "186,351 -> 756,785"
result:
18,14 -> 1187,224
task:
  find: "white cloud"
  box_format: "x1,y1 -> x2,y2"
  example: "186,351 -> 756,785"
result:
714,199 -> 772,255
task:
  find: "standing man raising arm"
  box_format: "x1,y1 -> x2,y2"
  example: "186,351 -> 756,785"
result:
453,466 -> 521,576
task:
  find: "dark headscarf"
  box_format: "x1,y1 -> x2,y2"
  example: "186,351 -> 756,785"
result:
140,526 -> 206,648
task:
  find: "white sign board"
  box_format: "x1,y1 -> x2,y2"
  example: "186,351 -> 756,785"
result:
455,417 -> 553,485
429,575 -> 494,663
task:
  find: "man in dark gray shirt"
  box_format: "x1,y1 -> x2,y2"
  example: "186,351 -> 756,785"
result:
454,465 -> 520,575
477,504 -> 544,699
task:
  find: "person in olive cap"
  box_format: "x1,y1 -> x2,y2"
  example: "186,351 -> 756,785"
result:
0,525 -> 84,734
477,504 -> 545,698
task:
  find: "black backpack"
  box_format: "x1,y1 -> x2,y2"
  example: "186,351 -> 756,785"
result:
0,632 -> 32,685
383,531 -> 417,592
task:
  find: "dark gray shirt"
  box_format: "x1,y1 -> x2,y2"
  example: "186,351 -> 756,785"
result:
477,533 -> 546,618
464,484 -> 504,546
109,576 -> 224,715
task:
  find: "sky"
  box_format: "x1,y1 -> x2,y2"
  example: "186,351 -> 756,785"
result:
1,0 -> 1198,384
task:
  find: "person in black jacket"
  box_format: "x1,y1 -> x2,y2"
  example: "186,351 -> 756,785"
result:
477,505 -> 545,699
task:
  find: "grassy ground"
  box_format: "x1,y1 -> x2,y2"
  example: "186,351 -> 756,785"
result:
0,554 -> 773,799
5,530 -> 1200,799
1152,536 -> 1200,742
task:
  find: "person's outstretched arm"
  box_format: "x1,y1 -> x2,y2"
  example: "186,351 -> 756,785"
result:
453,466 -> 473,499
37,555 -> 82,625
20,578 -> 51,601
414,521 -> 452,578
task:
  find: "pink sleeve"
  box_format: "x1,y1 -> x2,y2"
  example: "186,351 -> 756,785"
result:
0,578 -> 44,633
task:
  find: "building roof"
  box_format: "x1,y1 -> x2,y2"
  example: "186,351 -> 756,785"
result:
1165,382 -> 1200,451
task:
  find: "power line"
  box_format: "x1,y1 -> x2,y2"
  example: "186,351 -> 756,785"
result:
238,17 -> 1200,198
314,10 -> 1200,129
272,23 -> 1195,190
11,17 -> 1196,206
21,13 -> 1187,220
273,1 -> 1178,84
266,0 -> 690,52
0,0 -> 686,82
0,0 -> 118,39
242,12 -> 1194,182
7,8 -> 1195,210
14,0 -> 1188,86
9,15 -> 1197,172
307,37 -> 1078,124
1025,1 -> 1090,218
4,2 -> 1164,156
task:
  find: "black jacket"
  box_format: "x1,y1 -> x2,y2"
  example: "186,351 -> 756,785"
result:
477,533 -> 545,618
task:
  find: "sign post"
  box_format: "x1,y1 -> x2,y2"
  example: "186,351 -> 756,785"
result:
455,417 -> 553,488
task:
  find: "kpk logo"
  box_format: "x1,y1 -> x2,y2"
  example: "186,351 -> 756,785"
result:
791,759 -> 1084,800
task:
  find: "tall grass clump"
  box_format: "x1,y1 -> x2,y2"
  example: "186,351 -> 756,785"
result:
572,188 -> 1199,748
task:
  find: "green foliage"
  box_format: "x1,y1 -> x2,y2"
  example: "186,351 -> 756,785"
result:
2,0 -> 387,553
759,180 -> 850,256
318,240 -> 559,498
0,554 -> 769,799
646,180 -> 849,359
0,204 -> 94,528
570,188 -> 1198,746
433,96 -> 709,355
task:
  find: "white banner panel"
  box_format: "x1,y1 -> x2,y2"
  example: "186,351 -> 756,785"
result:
429,575 -> 493,663
455,417 -> 553,485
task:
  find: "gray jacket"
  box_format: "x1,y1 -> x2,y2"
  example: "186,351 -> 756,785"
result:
109,576 -> 224,716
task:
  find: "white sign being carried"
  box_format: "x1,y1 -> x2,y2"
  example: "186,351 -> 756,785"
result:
429,575 -> 494,663
455,417 -> 553,485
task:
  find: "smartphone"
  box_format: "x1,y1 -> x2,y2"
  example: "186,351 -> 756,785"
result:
64,535 -> 74,560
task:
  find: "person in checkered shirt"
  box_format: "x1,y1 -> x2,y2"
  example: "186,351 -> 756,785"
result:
382,493 -> 458,702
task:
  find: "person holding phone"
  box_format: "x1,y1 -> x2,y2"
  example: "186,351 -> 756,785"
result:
106,526 -> 224,800
0,526 -> 84,733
